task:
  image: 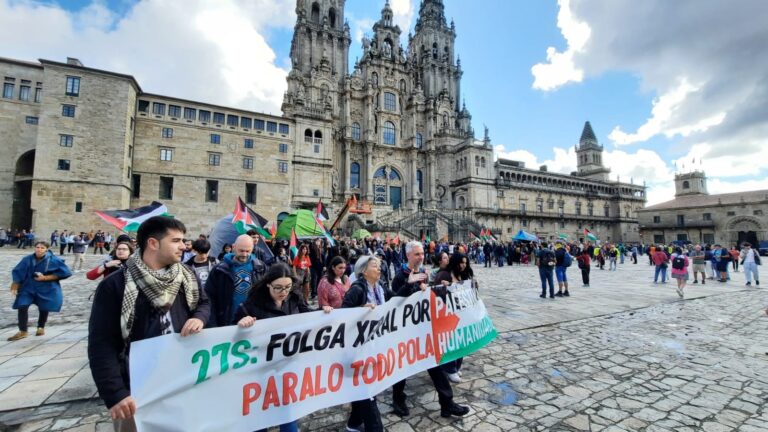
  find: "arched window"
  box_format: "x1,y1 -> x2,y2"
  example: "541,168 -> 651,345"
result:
328,7 -> 336,28
371,72 -> 379,86
682,180 -> 690,189
311,2 -> 320,23
374,167 -> 386,178
481,157 -> 486,168
314,130 -> 322,144
389,169 -> 401,181
415,133 -> 423,149
351,122 -> 361,141
384,92 -> 396,111
350,162 -> 360,189
432,43 -> 438,59
383,39 -> 393,58
383,121 -> 396,145
416,169 -> 423,193
304,128 -> 313,143
372,166 -> 403,209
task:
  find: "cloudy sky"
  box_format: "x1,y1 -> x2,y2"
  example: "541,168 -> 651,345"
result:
2,0 -> 767,205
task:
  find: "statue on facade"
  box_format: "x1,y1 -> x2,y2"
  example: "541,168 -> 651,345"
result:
331,168 -> 339,194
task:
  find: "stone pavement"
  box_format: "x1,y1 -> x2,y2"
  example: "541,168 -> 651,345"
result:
0,247 -> 766,431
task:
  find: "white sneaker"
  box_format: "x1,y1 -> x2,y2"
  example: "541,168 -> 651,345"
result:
346,425 -> 363,432
676,287 -> 684,298
457,370 -> 463,377
446,372 -> 461,383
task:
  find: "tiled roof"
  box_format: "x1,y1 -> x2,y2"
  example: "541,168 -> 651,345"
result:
641,190 -> 768,211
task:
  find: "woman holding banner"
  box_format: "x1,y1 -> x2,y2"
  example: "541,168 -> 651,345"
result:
236,263 -> 327,432
341,255 -> 386,432
436,253 -> 475,383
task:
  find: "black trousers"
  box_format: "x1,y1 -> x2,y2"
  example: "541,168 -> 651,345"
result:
18,306 -> 49,332
581,267 -> 590,285
348,398 -> 383,432
392,366 -> 453,407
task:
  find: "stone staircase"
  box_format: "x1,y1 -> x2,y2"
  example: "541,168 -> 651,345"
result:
368,208 -> 483,242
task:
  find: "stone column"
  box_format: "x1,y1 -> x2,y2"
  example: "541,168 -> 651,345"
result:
365,141 -> 374,201
344,141 -> 351,195
428,152 -> 437,208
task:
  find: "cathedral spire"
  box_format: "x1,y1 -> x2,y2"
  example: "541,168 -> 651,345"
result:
579,121 -> 600,149
417,0 -> 447,28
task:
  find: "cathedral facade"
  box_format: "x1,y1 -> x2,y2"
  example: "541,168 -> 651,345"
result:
0,0 -> 646,243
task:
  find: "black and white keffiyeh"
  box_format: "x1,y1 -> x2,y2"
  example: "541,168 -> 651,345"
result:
120,251 -> 199,340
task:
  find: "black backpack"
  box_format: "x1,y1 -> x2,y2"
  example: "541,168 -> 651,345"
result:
672,256 -> 685,270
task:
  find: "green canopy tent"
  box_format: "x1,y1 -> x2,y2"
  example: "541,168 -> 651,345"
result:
351,228 -> 372,240
275,209 -> 328,240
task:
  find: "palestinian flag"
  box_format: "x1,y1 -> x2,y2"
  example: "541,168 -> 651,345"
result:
480,228 -> 487,241
315,199 -> 329,221
584,228 -> 598,242
95,201 -> 169,232
289,228 -> 298,259
313,214 -> 336,246
232,197 -> 271,239
487,230 -> 497,242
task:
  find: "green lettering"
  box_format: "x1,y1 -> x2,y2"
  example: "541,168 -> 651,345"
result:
231,340 -> 252,369
191,349 -> 210,385
211,342 -> 231,376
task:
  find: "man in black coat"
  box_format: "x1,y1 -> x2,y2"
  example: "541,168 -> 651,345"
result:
389,241 -> 470,419
482,242 -> 492,268
205,235 -> 266,327
88,217 -> 210,432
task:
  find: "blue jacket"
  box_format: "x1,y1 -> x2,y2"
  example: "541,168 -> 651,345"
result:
12,251 -> 72,311
204,254 -> 266,327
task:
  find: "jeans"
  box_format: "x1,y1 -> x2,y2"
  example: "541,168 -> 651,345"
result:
539,266 -> 554,296
744,262 -> 759,283
255,421 -> 298,432
654,265 -> 667,283
496,256 -> 504,267
620,254 -> 625,264
555,266 -> 567,282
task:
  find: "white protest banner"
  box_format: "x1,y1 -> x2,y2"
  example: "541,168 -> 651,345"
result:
130,281 -> 497,431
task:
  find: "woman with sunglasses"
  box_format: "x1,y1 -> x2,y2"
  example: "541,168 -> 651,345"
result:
235,262 -> 328,432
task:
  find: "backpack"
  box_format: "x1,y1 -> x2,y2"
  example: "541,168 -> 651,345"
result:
672,256 -> 685,270
540,250 -> 556,267
562,252 -> 573,268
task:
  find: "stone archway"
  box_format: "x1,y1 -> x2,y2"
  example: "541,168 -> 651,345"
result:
12,150 -> 35,230
725,215 -> 764,247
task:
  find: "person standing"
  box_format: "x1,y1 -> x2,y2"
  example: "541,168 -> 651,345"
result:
205,235 -> 266,328
71,235 -> 89,271
576,249 -> 591,287
184,239 -> 217,288
8,241 -> 72,341
292,243 -> 312,302
309,239 -> 325,300
390,241 -> 469,419
342,256 -> 386,432
554,244 -> 571,297
58,230 -> 68,255
538,245 -> 556,298
317,256 -> 350,309
690,245 -> 706,284
50,230 -> 59,248
88,216 -> 209,432
652,245 -> 669,283
670,247 -> 690,298
482,242 -> 492,268
740,243 -> 761,286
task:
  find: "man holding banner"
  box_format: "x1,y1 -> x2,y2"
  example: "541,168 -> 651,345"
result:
389,241 -> 470,418
88,216 -> 210,432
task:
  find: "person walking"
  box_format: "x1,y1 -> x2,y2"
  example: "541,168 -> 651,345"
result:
205,235 -> 266,328
235,263 -> 320,432
342,255 -> 387,432
71,235 -> 89,271
8,241 -> 72,341
670,247 -> 690,298
740,243 -> 761,286
690,245 -> 706,284
88,216 -> 210,432
554,243 -> 571,297
538,245 -> 556,298
390,241 -> 469,419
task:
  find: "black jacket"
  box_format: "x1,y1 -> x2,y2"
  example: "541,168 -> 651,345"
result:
233,292 -> 310,323
342,278 -> 375,308
391,266 -> 447,298
87,268 -> 210,409
204,257 -> 266,328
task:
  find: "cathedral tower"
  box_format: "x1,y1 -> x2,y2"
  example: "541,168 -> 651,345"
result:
675,171 -> 708,196
575,121 -> 610,181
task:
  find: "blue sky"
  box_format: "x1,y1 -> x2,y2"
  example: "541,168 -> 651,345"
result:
2,0 -> 767,205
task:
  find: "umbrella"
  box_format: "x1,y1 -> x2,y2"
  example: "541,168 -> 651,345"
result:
275,209 -> 328,240
351,228 -> 372,240
208,214 -> 274,262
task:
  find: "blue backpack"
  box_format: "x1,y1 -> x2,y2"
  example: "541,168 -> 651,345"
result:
562,252 -> 573,267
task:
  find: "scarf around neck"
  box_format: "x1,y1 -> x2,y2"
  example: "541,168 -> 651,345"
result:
120,251 -> 199,340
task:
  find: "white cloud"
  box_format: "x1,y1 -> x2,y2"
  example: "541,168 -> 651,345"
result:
530,0 -> 590,91
390,0 -> 415,36
0,0 -> 295,114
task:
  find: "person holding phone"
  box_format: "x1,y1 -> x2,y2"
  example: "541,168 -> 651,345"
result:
8,241 -> 72,341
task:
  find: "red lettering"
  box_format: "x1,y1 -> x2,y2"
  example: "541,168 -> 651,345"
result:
261,376 -> 280,410
362,357 -> 377,385
350,360 -> 364,386
282,372 -> 298,405
424,334 -> 435,358
328,363 -> 343,392
313,365 -> 327,396
386,348 -> 396,376
376,353 -> 387,381
407,339 -> 417,365
242,383 -> 261,416
397,342 -> 406,369
299,367 -> 314,401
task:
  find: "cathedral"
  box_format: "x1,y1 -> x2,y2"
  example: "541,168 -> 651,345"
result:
0,0 -> 646,243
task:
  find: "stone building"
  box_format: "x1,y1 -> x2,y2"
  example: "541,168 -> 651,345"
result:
638,171 -> 768,246
0,0 -> 646,241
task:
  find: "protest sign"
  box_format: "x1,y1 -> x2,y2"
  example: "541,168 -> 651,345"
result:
130,281 -> 497,431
